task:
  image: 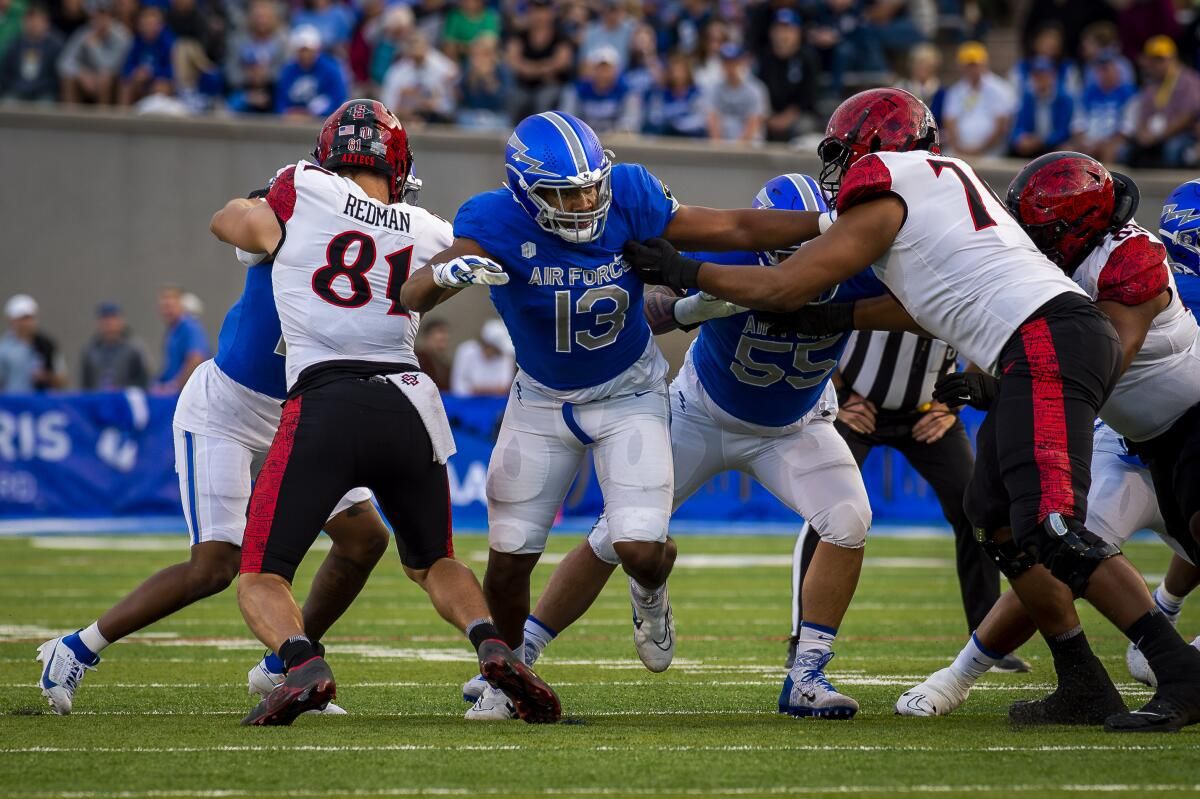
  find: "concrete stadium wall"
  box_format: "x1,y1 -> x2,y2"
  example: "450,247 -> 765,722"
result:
0,105 -> 1189,383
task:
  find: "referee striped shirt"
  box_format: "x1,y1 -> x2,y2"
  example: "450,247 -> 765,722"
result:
839,331 -> 958,412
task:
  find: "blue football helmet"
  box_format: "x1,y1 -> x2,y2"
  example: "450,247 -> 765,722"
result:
505,111 -> 613,244
752,173 -> 837,303
1161,179 -> 1200,276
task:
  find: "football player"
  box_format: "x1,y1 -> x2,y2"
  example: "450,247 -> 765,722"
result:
401,113 -> 827,719
462,174 -> 887,719
897,165 -> 1200,716
211,99 -> 559,725
35,185 -> 397,716
623,90 -> 1200,732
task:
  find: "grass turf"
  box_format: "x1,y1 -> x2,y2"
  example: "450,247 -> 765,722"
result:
0,532 -> 1197,798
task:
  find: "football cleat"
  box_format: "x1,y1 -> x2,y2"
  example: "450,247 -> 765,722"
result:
991,653 -> 1032,673
36,635 -> 100,716
778,650 -> 859,719
1104,677 -> 1200,733
464,684 -> 518,721
630,578 -> 675,673
895,667 -> 972,717
1126,633 -> 1198,688
248,653 -> 347,714
462,674 -> 488,703
241,657 -> 337,726
477,640 -> 560,723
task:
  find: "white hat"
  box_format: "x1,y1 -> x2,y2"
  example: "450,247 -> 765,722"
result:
480,318 -> 514,355
5,294 -> 38,320
290,25 -> 323,53
588,45 -> 620,66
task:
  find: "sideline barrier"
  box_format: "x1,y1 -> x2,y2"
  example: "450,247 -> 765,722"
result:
0,391 -> 980,534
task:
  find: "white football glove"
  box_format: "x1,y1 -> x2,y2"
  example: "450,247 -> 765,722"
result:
673,292 -> 745,327
431,255 -> 509,289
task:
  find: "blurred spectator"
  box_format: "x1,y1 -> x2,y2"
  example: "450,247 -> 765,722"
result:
451,318 -> 515,397
1010,22 -> 1079,100
224,0 -> 286,97
1009,57 -> 1074,158
80,302 -> 149,390
0,3 -> 63,101
644,51 -> 705,138
862,0 -> 926,64
704,43 -> 767,144
168,0 -> 225,112
941,41 -> 1014,158
291,0 -> 354,52
369,4 -> 413,87
622,23 -> 661,100
561,45 -> 639,134
456,33 -> 507,130
1068,48 -> 1135,164
692,18 -> 729,92
414,0 -> 448,46
275,25 -> 347,118
661,0 -> 710,55
381,29 -> 458,124
58,0 -> 129,105
441,0 -> 499,63
0,0 -> 27,57
895,42 -> 944,124
807,0 -> 889,95
0,295 -> 66,393
155,284 -> 209,394
415,316 -> 452,391
51,0 -> 87,39
118,4 -> 174,106
1113,0 -> 1178,67
1019,0 -> 1113,63
504,0 -> 572,122
1121,36 -> 1200,168
757,8 -> 820,143
1080,21 -> 1134,91
347,0 -> 383,86
580,0 -> 636,71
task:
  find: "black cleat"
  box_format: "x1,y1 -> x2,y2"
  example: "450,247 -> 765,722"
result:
785,636 -> 799,670
1106,678 -> 1200,733
241,656 -> 336,726
1009,657 -> 1126,726
992,653 -> 1032,673
478,640 -> 560,724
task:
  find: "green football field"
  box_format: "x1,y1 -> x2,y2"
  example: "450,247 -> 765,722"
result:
1,531 -> 1197,799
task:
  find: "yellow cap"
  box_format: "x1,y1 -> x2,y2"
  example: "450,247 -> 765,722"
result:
957,41 -> 988,65
1145,35 -> 1177,59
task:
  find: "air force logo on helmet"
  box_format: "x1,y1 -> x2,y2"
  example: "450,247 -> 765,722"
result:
1161,179 -> 1200,277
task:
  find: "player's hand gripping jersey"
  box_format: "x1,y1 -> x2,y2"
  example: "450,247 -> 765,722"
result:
1072,224 -> 1200,442
266,162 -> 453,389
453,163 -> 678,396
837,151 -> 1086,370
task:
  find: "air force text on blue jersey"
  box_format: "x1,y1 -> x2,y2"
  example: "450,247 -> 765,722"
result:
343,195 -> 410,232
526,253 -> 631,287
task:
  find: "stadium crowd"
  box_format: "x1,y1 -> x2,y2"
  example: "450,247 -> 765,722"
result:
0,0 -> 1196,164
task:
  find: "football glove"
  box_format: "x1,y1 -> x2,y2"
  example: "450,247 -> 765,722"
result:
431,255 -> 509,289
623,238 -> 702,291
933,371 -> 1000,410
673,292 -> 745,329
761,302 -> 856,337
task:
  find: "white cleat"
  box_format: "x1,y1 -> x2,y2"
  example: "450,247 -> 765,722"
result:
630,578 -> 675,673
895,666 -> 972,717
777,650 -> 859,719
462,674 -> 488,703
36,636 -> 98,716
464,684 -> 518,720
247,655 -> 347,714
1127,633 -> 1200,688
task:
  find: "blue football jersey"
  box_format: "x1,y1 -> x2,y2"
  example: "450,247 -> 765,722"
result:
1176,271 -> 1200,316
453,163 -> 678,391
213,262 -> 288,399
689,252 -> 886,428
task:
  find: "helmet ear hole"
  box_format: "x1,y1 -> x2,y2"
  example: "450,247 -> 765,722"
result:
1109,172 -> 1140,232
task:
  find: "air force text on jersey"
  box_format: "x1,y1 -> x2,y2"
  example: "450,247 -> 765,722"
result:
526,254 -> 631,287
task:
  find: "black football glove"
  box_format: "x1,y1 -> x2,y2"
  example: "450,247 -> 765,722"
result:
933,371 -> 1000,410
761,302 -> 856,337
623,238 -> 702,291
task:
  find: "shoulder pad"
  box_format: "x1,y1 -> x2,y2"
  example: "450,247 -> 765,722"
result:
267,165 -> 298,223
1097,232 -> 1169,306
837,154 -> 893,215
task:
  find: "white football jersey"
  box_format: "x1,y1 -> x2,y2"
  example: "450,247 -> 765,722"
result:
266,162 -> 454,389
837,151 -> 1086,370
1072,224 -> 1200,442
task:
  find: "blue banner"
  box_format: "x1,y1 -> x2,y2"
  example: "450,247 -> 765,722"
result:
0,391 -> 982,533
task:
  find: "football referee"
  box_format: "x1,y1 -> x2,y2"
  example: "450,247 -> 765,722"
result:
788,330 -> 1028,671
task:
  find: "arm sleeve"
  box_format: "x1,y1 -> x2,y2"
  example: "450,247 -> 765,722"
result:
618,163 -> 680,240
835,153 -> 895,215
1097,235 -> 1170,306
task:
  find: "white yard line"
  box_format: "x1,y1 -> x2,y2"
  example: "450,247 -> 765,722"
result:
4,744 -> 1195,755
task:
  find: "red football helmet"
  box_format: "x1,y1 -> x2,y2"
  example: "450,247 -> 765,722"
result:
1006,152 -> 1139,272
313,99 -> 412,203
817,88 -> 939,199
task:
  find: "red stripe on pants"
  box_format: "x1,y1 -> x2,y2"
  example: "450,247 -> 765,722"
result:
240,395 -> 303,574
1019,318 -> 1075,520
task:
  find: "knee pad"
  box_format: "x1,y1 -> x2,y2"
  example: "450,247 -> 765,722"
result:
587,515 -> 621,566
976,526 -> 1038,580
1032,513 -> 1121,597
810,501 -> 871,549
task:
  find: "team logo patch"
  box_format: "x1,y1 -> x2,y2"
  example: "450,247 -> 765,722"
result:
360,127 -> 374,139
401,373 -> 419,386
522,242 -> 537,259
337,124 -> 355,136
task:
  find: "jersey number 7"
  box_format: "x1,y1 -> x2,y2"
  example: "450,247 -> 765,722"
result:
312,231 -> 413,316
927,159 -> 998,232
